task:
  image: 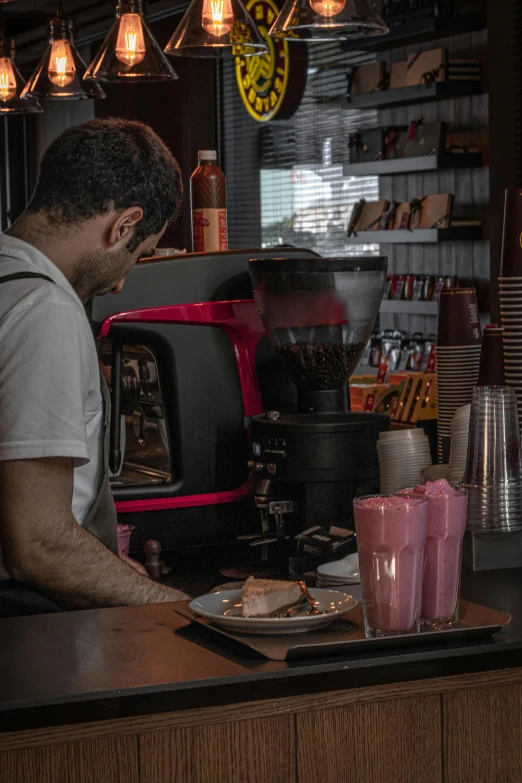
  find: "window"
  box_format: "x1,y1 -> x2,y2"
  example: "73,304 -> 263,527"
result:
219,42 -> 379,257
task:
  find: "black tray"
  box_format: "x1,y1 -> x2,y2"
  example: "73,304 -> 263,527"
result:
175,599 -> 510,662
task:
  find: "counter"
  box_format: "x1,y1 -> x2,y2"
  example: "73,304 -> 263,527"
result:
1,568 -> 522,782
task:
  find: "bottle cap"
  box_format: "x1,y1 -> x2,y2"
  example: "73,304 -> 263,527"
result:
198,150 -> 217,160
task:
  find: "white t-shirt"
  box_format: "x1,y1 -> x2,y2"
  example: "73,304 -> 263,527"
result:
0,234 -> 102,580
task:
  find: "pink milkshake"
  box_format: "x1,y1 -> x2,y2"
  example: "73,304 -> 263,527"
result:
420,480 -> 468,629
353,495 -> 428,638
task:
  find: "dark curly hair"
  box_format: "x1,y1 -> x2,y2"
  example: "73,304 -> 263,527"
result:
26,117 -> 183,251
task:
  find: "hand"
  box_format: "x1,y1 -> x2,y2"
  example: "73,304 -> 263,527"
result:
120,554 -> 150,578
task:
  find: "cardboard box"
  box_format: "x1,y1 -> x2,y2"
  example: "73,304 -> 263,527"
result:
351,61 -> 386,95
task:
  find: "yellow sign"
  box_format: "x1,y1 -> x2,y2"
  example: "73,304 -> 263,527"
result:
235,0 -> 290,122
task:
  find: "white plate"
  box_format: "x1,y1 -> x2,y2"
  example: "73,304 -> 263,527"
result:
189,588 -> 357,635
317,553 -> 360,580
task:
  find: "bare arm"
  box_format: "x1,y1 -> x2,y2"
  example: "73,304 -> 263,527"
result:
0,457 -> 189,609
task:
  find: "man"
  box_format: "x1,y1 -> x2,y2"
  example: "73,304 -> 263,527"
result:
0,117 -> 189,617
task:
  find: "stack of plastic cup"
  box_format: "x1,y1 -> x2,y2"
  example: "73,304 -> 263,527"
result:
478,326 -> 505,386
378,429 -> 432,493
499,189 -> 522,426
462,386 -> 522,531
437,288 -> 482,464
448,404 -> 471,487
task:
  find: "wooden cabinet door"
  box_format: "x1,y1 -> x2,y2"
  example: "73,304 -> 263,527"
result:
297,695 -> 442,783
444,684 -> 522,783
140,715 -> 295,783
0,736 -> 139,783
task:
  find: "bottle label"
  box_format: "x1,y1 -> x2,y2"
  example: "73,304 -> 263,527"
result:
192,208 -> 228,253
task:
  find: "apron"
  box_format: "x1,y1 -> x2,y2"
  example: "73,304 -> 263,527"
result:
0,272 -> 118,617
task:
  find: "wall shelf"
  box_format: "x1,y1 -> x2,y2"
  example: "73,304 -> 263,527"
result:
339,14 -> 483,53
380,300 -> 439,316
343,81 -> 482,111
343,152 -> 482,177
346,227 -> 483,244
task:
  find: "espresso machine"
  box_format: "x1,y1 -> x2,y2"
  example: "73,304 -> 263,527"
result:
92,248 -> 318,556
246,256 -> 390,566
93,250 -> 389,575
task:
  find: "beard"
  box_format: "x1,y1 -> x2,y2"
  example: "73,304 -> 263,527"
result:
70,247 -> 135,302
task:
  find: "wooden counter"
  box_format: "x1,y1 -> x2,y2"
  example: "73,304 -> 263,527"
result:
1,568 -> 522,782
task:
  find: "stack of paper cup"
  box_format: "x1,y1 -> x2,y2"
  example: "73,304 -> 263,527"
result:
378,429 -> 432,493
499,189 -> 522,426
478,326 -> 505,386
437,288 -> 482,464
448,404 -> 471,486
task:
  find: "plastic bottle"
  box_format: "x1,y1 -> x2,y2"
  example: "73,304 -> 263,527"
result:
190,150 -> 228,253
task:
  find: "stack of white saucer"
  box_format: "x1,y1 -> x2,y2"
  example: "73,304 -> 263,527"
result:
448,404 -> 471,487
317,552 -> 360,587
378,429 -> 432,493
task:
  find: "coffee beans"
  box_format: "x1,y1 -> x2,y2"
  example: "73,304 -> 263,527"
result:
276,341 -> 364,390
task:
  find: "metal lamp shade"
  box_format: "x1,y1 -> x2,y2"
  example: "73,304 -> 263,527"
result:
85,1 -> 177,82
164,0 -> 268,59
269,0 -> 389,42
0,37 -> 43,114
22,17 -> 105,100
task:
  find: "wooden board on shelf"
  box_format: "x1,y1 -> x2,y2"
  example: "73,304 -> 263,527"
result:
380,300 -> 439,315
343,153 -> 482,177
343,82 -> 482,110
340,14 -> 484,53
346,227 -> 483,244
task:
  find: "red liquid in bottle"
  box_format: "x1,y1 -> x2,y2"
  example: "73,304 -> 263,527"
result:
190,150 -> 228,253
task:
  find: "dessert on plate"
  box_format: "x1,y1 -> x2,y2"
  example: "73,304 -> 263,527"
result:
241,577 -> 305,618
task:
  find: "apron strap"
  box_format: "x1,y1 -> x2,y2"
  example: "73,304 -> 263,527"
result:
0,272 -> 55,285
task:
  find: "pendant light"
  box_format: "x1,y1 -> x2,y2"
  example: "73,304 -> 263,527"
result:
164,0 -> 268,58
269,0 -> 389,42
0,30 -> 43,114
21,3 -> 105,100
84,0 -> 177,82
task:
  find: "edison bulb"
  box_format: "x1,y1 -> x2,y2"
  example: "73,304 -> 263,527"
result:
310,0 -> 346,17
115,13 -> 146,66
202,0 -> 234,37
48,39 -> 76,87
0,57 -> 16,103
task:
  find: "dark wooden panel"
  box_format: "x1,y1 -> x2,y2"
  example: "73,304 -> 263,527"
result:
139,715 -> 295,783
444,684 -> 522,782
3,668 -> 522,753
297,696 -> 441,783
0,736 -> 139,783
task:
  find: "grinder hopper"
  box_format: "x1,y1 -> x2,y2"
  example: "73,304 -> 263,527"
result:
249,256 -> 387,413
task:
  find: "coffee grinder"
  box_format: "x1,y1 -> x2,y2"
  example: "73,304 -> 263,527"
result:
247,256 -> 389,572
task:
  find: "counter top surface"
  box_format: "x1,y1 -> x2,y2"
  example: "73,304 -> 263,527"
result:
1,568 -> 522,732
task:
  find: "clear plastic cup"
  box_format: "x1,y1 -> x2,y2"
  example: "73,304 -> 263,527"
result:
353,494 -> 428,638
462,386 -> 522,532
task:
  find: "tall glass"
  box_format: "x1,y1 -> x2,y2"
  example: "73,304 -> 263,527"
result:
421,489 -> 468,630
353,494 -> 428,638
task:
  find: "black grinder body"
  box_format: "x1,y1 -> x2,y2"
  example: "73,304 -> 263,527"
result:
251,411 -> 390,533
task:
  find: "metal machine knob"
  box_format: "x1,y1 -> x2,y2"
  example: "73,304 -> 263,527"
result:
266,410 -> 281,421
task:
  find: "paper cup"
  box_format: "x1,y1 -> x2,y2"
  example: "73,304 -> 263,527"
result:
437,288 -> 482,347
500,189 -> 522,277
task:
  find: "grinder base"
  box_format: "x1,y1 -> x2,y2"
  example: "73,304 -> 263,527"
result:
251,411 -> 389,533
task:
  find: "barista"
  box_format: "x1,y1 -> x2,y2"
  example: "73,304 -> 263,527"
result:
0,118 -> 188,617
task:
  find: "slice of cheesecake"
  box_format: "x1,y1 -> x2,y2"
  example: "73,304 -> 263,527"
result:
241,577 -> 305,618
